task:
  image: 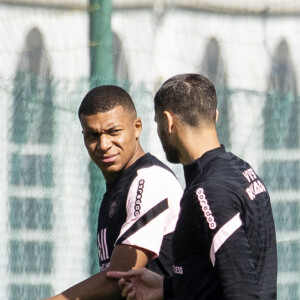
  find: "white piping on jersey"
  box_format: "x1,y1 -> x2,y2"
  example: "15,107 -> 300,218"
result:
210,212 -> 242,267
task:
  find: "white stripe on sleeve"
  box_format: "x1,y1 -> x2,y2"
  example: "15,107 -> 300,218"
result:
210,212 -> 242,266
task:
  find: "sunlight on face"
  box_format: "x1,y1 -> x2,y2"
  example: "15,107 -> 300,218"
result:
80,106 -> 142,182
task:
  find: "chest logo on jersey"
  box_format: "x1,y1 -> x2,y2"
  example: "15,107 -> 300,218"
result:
109,201 -> 117,218
134,179 -> 145,217
242,168 -> 266,200
196,188 -> 217,230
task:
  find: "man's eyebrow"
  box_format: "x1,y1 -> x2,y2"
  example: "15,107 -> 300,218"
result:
106,125 -> 123,132
107,124 -> 123,129
82,128 -> 95,133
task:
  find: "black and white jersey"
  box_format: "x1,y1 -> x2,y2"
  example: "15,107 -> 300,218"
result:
171,146 -> 277,299
97,153 -> 183,276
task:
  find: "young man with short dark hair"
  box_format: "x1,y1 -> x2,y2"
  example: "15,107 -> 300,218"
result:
45,85 -> 183,300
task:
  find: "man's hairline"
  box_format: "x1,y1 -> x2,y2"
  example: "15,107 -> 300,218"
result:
155,107 -> 217,130
78,104 -> 137,121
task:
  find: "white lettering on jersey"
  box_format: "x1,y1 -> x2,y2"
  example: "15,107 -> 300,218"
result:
98,228 -> 109,261
134,179 -> 145,217
242,168 -> 257,183
245,180 -> 266,200
109,201 -> 117,218
243,168 -> 266,200
196,188 -> 217,229
100,262 -> 110,271
173,265 -> 184,274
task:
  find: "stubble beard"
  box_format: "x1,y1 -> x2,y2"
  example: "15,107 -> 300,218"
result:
159,131 -> 180,164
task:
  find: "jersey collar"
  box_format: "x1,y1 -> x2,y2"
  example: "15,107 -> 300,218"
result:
183,145 -> 226,187
106,153 -> 151,189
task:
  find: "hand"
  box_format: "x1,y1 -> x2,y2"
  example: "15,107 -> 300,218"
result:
107,268 -> 163,300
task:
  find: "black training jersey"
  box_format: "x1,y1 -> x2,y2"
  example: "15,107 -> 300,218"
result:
97,153 -> 183,276
171,146 -> 277,299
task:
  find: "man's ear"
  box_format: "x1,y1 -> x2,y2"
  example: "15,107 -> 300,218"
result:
215,109 -> 219,123
163,111 -> 174,133
134,117 -> 142,138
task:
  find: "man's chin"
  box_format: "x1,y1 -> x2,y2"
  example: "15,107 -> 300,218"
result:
100,165 -> 123,183
100,164 -> 121,174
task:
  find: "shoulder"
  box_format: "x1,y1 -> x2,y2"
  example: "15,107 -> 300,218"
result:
198,151 -> 255,193
137,164 -> 182,192
134,154 -> 180,184
138,153 -> 175,174
184,166 -> 243,213
125,162 -> 182,212
138,163 -> 174,178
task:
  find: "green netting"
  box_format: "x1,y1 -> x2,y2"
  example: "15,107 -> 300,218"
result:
3,74 -> 299,299
1,2 -> 300,299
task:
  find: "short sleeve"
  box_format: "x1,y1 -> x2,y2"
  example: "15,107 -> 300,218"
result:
116,165 -> 183,257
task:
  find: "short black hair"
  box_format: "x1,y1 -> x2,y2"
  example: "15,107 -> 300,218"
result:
78,85 -> 136,119
154,73 -> 217,127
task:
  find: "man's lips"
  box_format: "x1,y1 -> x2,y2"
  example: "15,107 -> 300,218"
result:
99,155 -> 117,163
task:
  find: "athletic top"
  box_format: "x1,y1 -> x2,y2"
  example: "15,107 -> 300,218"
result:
97,153 -> 183,276
166,146 -> 277,299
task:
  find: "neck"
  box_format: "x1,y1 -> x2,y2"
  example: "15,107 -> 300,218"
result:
130,143 -> 146,167
178,127 -> 220,165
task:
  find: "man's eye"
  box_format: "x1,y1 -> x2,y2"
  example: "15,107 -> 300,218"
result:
111,129 -> 121,134
85,132 -> 98,139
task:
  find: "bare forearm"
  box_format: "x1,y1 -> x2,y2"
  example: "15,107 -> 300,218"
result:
44,245 -> 150,300
44,271 -> 121,300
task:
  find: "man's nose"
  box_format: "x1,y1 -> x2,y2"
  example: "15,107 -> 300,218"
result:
97,134 -> 112,152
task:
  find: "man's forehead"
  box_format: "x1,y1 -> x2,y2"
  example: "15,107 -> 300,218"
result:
81,111 -> 125,129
